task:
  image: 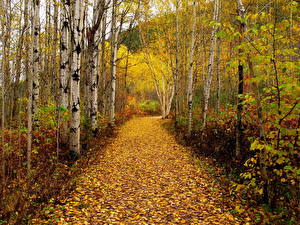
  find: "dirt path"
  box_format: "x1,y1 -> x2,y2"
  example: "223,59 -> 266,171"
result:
33,117 -> 240,224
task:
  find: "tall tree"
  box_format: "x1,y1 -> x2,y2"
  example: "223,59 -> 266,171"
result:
0,0 -> 8,183
87,0 -> 105,131
174,0 -> 180,127
70,0 -> 84,157
32,0 -> 40,121
202,0 -> 220,130
187,0 -> 197,136
60,0 -> 71,145
101,10 -> 107,115
235,0 -> 246,158
109,0 -> 119,126
215,0 -> 222,113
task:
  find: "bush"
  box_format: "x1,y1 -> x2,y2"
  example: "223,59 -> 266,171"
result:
138,100 -> 160,115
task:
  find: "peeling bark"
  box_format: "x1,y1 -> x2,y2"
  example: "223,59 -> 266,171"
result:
70,0 -> 84,157
60,0 -> 71,145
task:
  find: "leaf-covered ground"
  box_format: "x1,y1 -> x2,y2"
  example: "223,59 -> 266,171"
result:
32,117 -> 245,224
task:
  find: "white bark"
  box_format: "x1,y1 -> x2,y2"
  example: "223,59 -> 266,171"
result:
216,37 -> 221,112
109,0 -> 119,126
88,0 -> 105,130
166,84 -> 175,117
202,0 -> 220,130
70,0 -> 83,157
101,10 -> 107,115
0,0 -> 6,182
174,0 -> 180,124
60,0 -> 70,144
187,0 -> 197,136
32,0 -> 40,120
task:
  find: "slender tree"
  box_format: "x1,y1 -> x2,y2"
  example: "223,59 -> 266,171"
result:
70,0 -> 84,157
87,0 -> 105,131
202,0 -> 220,130
32,0 -> 41,120
235,0 -> 246,158
0,0 -> 7,183
109,0 -> 119,126
101,9 -> 107,115
174,0 -> 180,127
186,0 -> 197,136
60,0 -> 71,145
216,0 -> 222,112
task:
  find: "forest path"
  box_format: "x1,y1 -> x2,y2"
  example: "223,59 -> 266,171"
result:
33,117 -> 240,224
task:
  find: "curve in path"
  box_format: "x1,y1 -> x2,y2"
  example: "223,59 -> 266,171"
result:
33,117 -> 240,224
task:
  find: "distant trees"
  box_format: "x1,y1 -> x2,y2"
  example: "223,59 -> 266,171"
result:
0,0 -> 144,176
0,0 -> 299,221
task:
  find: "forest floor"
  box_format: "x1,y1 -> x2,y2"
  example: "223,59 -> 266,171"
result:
32,117 -> 247,224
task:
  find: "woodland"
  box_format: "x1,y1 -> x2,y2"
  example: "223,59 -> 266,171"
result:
0,0 -> 299,224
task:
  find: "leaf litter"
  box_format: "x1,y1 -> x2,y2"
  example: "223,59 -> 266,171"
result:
32,117 -> 245,224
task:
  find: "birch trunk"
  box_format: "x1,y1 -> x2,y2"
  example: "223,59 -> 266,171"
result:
216,1 -> 222,112
216,37 -> 221,112
0,53 -> 3,184
109,0 -> 118,126
174,0 -> 180,126
32,0 -> 40,121
101,10 -> 107,115
161,76 -> 166,118
52,1 -> 58,95
70,0 -> 83,157
187,0 -> 197,136
166,85 -> 175,117
0,0 -> 6,182
60,0 -> 70,145
88,0 -> 105,131
202,0 -> 220,130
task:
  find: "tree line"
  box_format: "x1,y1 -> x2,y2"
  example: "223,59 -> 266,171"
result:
0,0 -> 299,223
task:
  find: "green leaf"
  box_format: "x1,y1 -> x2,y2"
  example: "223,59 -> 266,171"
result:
284,165 -> 292,170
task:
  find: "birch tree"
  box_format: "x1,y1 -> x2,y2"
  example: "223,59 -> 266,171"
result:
101,10 -> 107,115
32,0 -> 40,120
215,1 -> 222,112
70,0 -> 84,157
0,0 -> 7,183
86,0 -> 105,131
60,0 -> 70,144
202,0 -> 220,130
186,0 -> 197,136
174,0 -> 180,127
109,0 -> 119,126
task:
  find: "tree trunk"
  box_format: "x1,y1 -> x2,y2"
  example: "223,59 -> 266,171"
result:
109,0 -> 118,126
1,0 -> 6,183
60,0 -> 70,145
202,0 -> 220,130
216,1 -> 222,112
216,37 -> 221,112
235,0 -> 246,159
32,0 -> 40,122
87,0 -> 105,131
187,0 -> 197,136
101,10 -> 107,115
70,0 -> 84,158
52,0 -> 59,96
174,0 -> 180,126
